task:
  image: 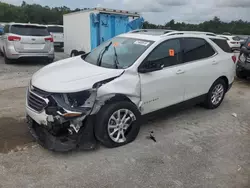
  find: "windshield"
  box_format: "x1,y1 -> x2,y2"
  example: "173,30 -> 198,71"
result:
10,25 -> 49,36
84,37 -> 154,69
48,26 -> 63,33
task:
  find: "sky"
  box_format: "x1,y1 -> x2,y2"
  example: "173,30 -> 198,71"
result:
2,0 -> 250,24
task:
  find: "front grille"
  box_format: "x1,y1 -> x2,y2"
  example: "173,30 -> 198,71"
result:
27,90 -> 47,112
32,86 -> 51,98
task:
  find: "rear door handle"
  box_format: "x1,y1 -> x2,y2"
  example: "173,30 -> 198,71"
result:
176,69 -> 185,74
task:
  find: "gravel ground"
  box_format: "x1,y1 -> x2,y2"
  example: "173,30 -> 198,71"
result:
0,52 -> 249,188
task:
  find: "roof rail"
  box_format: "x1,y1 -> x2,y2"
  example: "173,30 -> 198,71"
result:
129,29 -> 176,34
161,31 -> 216,37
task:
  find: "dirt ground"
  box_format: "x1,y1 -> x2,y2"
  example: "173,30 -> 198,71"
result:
0,53 -> 249,188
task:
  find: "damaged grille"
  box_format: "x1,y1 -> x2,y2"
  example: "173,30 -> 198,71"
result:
27,90 -> 47,112
32,86 -> 51,98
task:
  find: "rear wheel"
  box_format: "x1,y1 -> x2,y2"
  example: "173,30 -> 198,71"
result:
70,50 -> 78,57
204,79 -> 226,109
95,101 -> 141,148
47,58 -> 54,64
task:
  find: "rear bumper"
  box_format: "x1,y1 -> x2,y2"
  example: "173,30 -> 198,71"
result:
5,45 -> 54,60
237,61 -> 250,71
54,42 -> 64,47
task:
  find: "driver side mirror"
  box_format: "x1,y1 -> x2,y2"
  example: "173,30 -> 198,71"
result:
138,60 -> 164,73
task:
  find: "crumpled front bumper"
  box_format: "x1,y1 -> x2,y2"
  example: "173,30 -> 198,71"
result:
26,111 -> 97,152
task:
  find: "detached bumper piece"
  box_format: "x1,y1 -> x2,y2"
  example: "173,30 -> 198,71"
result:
27,115 -> 97,152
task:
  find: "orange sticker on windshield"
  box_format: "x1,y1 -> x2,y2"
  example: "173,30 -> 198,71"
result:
169,49 -> 175,56
113,42 -> 119,47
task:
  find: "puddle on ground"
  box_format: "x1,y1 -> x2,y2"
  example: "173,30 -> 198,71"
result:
0,117 -> 35,153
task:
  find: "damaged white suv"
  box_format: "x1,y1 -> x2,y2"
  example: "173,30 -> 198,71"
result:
26,30 -> 235,151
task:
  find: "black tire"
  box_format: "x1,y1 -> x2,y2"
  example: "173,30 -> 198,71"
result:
70,50 -> 78,57
47,58 -> 54,64
95,101 -> 141,148
4,55 -> 11,64
204,79 -> 227,109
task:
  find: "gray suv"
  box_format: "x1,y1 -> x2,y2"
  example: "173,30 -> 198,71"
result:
0,23 -> 54,64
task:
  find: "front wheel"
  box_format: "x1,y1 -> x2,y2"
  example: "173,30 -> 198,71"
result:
95,101 -> 141,148
204,79 -> 226,109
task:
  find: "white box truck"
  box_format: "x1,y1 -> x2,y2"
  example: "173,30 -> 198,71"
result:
63,8 -> 144,57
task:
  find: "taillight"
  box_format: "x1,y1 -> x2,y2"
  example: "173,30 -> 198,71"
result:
232,55 -> 236,63
8,36 -> 21,41
45,37 -> 53,42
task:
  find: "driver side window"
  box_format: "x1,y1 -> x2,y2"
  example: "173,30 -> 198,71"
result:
146,39 -> 181,69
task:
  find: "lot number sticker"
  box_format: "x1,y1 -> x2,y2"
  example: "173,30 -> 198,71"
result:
134,40 -> 150,46
169,49 -> 175,56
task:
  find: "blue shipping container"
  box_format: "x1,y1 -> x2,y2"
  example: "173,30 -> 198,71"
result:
90,13 -> 144,50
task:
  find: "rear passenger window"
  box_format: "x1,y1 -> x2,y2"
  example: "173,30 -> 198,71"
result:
182,38 -> 215,63
146,39 -> 181,68
210,38 -> 232,53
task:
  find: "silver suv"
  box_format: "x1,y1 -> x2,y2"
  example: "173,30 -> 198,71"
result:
0,23 -> 54,64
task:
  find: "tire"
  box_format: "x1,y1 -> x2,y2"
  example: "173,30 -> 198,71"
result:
94,101 -> 141,148
4,54 -> 11,64
70,50 -> 78,57
203,79 -> 227,109
47,58 -> 54,64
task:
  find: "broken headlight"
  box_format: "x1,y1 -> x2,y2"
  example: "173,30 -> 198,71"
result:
64,90 -> 92,108
52,89 -> 96,111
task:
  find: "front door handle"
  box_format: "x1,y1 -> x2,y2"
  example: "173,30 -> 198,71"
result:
176,69 -> 185,74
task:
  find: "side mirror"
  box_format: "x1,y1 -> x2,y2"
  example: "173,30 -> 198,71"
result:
138,61 -> 164,73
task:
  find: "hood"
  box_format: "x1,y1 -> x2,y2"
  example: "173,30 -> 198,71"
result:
32,56 -> 124,93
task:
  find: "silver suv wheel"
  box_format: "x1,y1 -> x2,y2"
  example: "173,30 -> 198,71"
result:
107,109 -> 136,143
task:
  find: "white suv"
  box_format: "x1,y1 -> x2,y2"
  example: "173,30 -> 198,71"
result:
26,30 -> 235,151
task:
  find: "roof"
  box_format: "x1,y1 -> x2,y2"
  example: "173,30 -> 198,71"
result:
64,7 -> 140,17
47,25 -> 63,27
120,30 -> 227,42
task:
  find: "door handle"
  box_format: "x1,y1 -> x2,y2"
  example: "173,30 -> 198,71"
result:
176,69 -> 185,74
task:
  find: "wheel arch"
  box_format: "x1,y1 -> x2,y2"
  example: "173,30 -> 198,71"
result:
211,76 -> 229,92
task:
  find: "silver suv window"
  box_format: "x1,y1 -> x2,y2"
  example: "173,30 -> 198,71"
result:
10,25 -> 49,36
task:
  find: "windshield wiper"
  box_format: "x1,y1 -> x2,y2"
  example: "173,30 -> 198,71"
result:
97,41 -> 112,67
113,46 -> 119,69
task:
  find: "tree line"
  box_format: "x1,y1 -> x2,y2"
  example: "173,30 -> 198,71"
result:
143,17 -> 250,35
0,1 -> 249,35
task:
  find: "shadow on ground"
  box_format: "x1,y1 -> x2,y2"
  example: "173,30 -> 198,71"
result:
0,117 -> 34,153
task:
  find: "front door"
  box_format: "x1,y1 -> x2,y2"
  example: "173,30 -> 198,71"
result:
139,38 -> 186,115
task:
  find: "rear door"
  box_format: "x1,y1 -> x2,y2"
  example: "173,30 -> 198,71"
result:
179,37 -> 219,100
9,24 -> 52,53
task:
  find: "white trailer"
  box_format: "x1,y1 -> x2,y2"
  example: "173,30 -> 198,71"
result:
63,8 -> 144,57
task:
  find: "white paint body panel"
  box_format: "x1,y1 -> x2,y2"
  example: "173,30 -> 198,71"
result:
32,56 -> 124,93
